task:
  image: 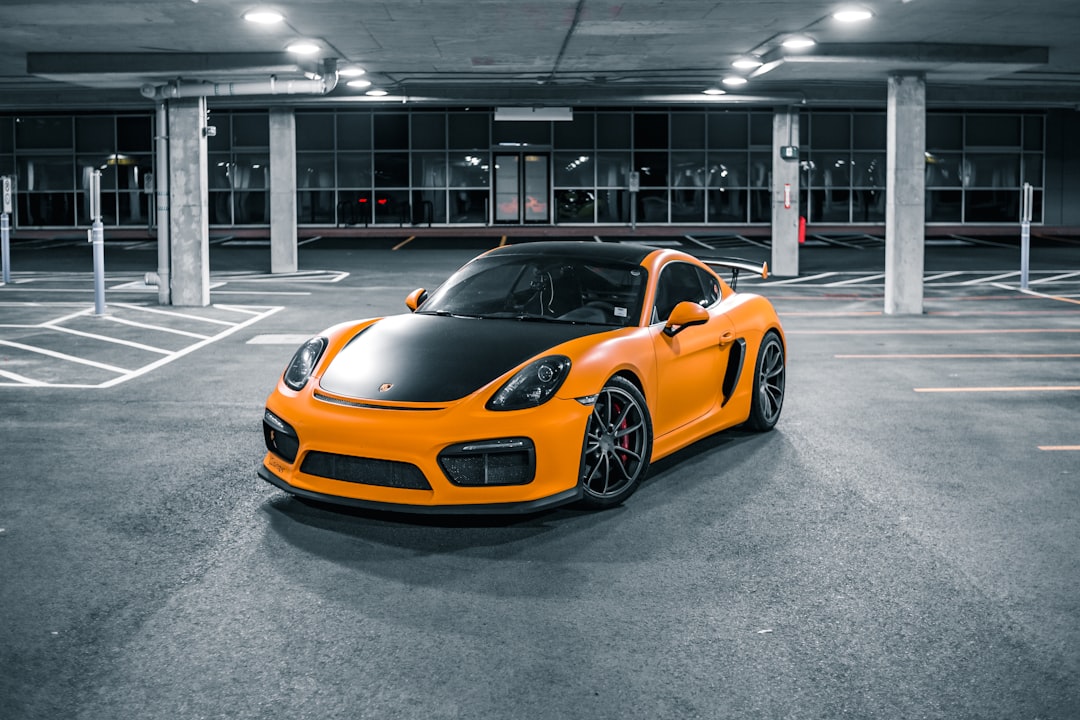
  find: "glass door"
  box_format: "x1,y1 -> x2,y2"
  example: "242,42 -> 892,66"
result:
494,153 -> 549,223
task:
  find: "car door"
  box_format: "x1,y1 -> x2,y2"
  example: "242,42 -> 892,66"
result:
649,262 -> 735,438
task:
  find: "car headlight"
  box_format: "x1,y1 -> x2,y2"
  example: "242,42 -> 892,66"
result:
487,355 -> 571,411
283,337 -> 328,391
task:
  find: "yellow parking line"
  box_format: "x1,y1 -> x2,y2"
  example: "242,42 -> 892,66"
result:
392,236 -> 415,251
1039,446 -> 1080,451
914,386 -> 1080,393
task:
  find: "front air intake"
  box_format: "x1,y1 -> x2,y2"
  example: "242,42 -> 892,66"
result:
438,438 -> 536,486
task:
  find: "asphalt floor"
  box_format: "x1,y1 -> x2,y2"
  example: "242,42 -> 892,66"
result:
1,231 -> 1078,719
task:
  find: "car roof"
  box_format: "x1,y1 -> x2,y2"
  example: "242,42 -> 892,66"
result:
489,240 -> 658,265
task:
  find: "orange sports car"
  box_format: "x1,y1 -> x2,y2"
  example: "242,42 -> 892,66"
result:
260,241 -> 785,514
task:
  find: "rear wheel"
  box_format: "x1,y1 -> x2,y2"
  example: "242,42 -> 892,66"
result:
745,331 -> 785,432
579,376 -> 652,509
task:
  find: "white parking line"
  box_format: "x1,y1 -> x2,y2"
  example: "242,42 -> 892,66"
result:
0,368 -> 46,385
111,302 -> 239,326
103,315 -> 210,339
0,338 -> 130,373
1032,271 -> 1080,285
960,271 -> 1020,285
45,324 -> 172,354
824,273 -> 886,287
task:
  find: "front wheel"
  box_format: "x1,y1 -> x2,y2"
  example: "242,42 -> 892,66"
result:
578,376 -> 653,509
745,331 -> 785,432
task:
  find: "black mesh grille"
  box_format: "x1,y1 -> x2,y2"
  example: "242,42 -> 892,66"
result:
263,411 -> 300,463
438,439 -> 535,486
300,452 -> 431,490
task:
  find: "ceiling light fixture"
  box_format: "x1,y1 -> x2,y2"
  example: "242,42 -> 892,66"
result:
346,78 -> 372,88
722,75 -> 748,87
832,7 -> 873,22
286,41 -> 320,55
338,66 -> 366,78
781,34 -> 816,49
732,56 -> 763,70
242,9 -> 284,24
703,88 -> 727,95
366,89 -> 389,96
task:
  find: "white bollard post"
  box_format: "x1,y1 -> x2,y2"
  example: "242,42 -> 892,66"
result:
1020,183 -> 1033,291
89,170 -> 106,315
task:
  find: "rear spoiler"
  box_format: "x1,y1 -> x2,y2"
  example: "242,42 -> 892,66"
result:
701,258 -> 769,291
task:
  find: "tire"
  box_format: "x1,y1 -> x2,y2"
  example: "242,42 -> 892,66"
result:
745,331 -> 785,432
578,376 -> 653,509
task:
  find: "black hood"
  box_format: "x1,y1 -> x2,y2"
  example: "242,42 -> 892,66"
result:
318,314 -> 607,403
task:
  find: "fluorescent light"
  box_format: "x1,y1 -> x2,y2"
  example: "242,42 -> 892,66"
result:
782,34 -> 816,49
833,7 -> 873,22
732,56 -> 763,70
243,9 -> 283,24
722,75 -> 748,86
365,89 -> 388,96
339,66 -> 366,78
286,41 -> 320,55
346,78 -> 372,88
702,88 -> 727,95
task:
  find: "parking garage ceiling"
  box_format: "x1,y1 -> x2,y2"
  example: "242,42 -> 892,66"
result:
2,0 -> 1080,110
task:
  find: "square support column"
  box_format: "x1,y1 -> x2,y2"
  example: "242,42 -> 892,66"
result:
269,107 -> 298,274
167,96 -> 210,307
771,107 -> 800,278
885,74 -> 927,315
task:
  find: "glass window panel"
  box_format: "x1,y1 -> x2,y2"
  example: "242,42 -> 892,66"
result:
708,183 -> 747,223
927,114 -> 962,151
117,116 -> 152,152
811,114 -> 850,149
749,113 -> 772,147
634,113 -> 667,149
809,188 -> 850,223
965,189 -> 1018,222
965,115 -> 1020,147
234,189 -> 268,224
374,189 -> 410,223
807,152 -> 851,187
448,113 -> 488,149
335,190 -> 371,226
554,113 -> 594,148
412,189 -> 446,224
749,153 -> 771,187
671,114 -> 705,149
554,152 -> 594,186
852,188 -> 886,223
234,153 -> 270,189
297,152 -> 335,189
671,189 -> 704,222
338,153 -> 372,187
77,155 -> 117,191
965,153 -> 1020,188
208,154 -> 233,189
1030,189 -> 1043,223
596,152 -> 630,186
411,113 -> 446,150
852,114 -> 886,150
925,153 -> 964,187
1023,115 -> 1044,152
596,113 -> 630,148
596,188 -> 629,223
926,190 -> 962,222
413,152 -> 449,187
115,190 -> 151,226
852,153 -> 886,187
374,152 -> 409,187
0,118 -> 12,153
76,117 -> 113,153
17,156 -> 74,190
374,113 -> 409,149
209,190 -> 232,224
16,117 -> 72,149
19,192 -> 75,225
114,154 -> 151,192
671,152 -> 707,193
708,113 -> 748,149
232,113 -> 269,147
450,189 -> 488,223
297,113 -> 335,150
206,114 -> 230,151
636,189 -> 668,222
337,113 -> 371,150
705,153 -> 748,191
1021,154 -> 1043,187
555,189 -> 596,222
635,151 -> 667,187
449,152 -> 490,186
297,190 -> 337,224
493,121 -> 549,146
0,155 -> 14,176
749,189 -> 770,223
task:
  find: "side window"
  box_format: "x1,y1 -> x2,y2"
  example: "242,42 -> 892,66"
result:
653,262 -> 711,322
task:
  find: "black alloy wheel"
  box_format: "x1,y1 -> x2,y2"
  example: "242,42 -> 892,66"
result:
579,376 -> 652,508
745,331 -> 785,431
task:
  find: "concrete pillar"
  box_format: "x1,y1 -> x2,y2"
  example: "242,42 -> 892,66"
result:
885,74 -> 927,315
167,97 -> 210,307
269,107 -> 298,274
771,107 -> 800,278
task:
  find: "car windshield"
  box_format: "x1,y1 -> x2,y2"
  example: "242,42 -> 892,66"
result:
417,253 -> 649,327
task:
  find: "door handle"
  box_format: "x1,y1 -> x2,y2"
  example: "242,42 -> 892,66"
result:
719,331 -> 735,346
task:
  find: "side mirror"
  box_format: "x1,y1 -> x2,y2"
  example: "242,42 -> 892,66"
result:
663,301 -> 709,337
405,288 -> 428,312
